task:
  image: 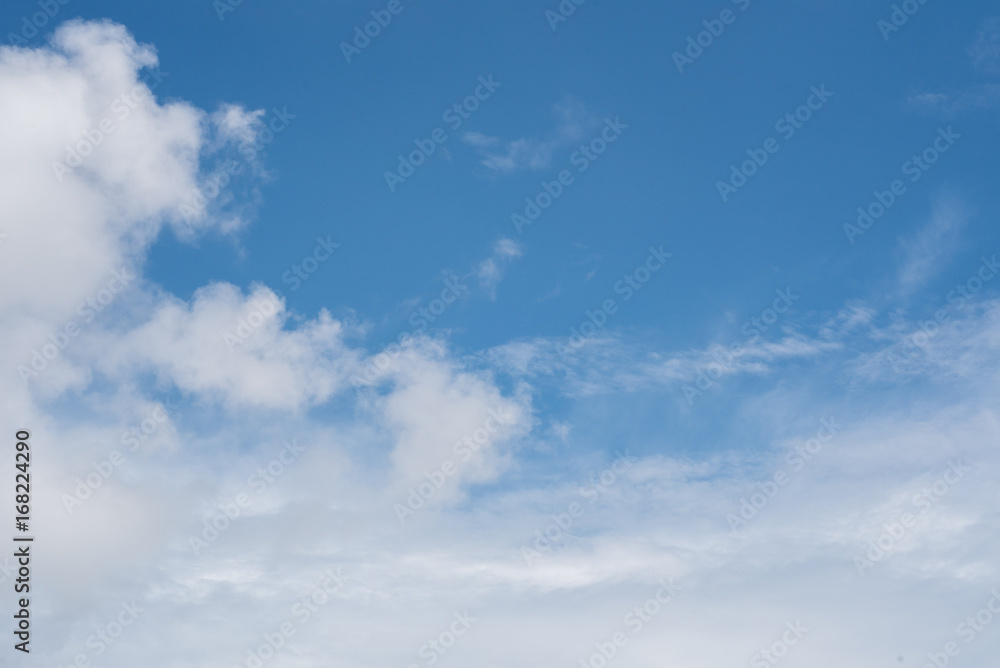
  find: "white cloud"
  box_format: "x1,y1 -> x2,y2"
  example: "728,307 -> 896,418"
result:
462,131 -> 500,149
5,19 -> 1000,668
98,283 -> 360,411
906,84 -> 1000,115
897,192 -> 968,293
463,97 -> 597,175
476,237 -> 523,297
904,18 -> 1000,117
0,25 -> 541,668
373,339 -> 532,499
485,330 -> 842,399
850,299 -> 1000,385
211,103 -> 266,150
969,16 -> 1000,75
0,20 -> 202,323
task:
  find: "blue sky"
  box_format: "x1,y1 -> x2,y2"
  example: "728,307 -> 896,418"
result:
60,0 -> 995,352
2,1 -> 1000,667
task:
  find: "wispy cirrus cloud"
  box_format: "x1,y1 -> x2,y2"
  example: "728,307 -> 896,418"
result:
484,328 -> 844,401
969,16 -> 1000,76
463,97 -> 598,175
896,192 -> 969,294
905,17 -> 1000,116
906,84 -> 1000,116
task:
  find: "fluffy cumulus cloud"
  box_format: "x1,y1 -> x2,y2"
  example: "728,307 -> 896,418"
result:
4,19 -> 1000,668
0,21 -> 534,665
0,21 -> 193,320
97,283 -> 361,411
